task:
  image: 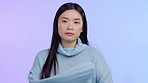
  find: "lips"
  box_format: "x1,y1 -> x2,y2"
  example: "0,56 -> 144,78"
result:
65,32 -> 74,36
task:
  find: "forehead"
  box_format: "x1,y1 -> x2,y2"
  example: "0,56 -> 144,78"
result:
59,9 -> 82,20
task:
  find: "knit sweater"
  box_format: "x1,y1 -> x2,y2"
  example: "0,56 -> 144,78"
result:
28,38 -> 113,83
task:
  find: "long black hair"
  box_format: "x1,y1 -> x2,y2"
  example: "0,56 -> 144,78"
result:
40,2 -> 89,79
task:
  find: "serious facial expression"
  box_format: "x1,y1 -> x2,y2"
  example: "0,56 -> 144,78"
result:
58,9 -> 83,42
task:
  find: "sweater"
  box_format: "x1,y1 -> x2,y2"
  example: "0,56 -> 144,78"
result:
28,38 -> 113,83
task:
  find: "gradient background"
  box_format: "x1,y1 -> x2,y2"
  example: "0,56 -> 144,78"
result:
0,0 -> 148,83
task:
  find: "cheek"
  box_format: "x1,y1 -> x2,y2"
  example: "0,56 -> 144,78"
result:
74,27 -> 83,36
76,25 -> 83,32
76,23 -> 83,32
58,23 -> 67,30
58,24 -> 66,36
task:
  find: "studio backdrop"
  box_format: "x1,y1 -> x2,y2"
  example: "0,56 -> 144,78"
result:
0,0 -> 148,83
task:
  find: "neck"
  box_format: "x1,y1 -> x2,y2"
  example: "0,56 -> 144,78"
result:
61,39 -> 77,48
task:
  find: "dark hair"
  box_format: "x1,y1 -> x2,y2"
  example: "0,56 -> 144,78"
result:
40,2 -> 89,79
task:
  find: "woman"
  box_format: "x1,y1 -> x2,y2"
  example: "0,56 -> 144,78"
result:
28,2 -> 113,83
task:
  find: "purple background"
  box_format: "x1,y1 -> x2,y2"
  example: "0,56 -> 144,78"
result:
0,0 -> 148,83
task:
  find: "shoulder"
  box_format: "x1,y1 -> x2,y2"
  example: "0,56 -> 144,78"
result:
85,46 -> 103,56
32,49 -> 49,69
36,49 -> 49,56
35,49 -> 49,63
85,46 -> 106,63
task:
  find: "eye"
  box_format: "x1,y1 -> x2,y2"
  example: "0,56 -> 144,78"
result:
62,20 -> 67,23
74,21 -> 80,24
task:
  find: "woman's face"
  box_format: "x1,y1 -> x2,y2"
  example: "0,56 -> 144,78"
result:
58,9 -> 83,43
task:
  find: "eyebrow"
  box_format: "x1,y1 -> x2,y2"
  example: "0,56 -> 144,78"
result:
74,18 -> 80,20
61,17 -> 68,19
61,17 -> 80,20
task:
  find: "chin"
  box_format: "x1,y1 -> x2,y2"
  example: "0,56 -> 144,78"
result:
62,37 -> 77,42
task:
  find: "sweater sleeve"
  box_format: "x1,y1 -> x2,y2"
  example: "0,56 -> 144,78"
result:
28,57 -> 95,83
28,50 -> 95,83
28,53 -> 42,80
28,50 -> 48,83
93,49 -> 113,83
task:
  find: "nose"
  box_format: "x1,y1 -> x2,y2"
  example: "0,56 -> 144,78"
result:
67,22 -> 74,30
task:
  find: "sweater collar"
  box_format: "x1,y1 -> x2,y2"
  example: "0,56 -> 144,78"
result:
57,38 -> 87,57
